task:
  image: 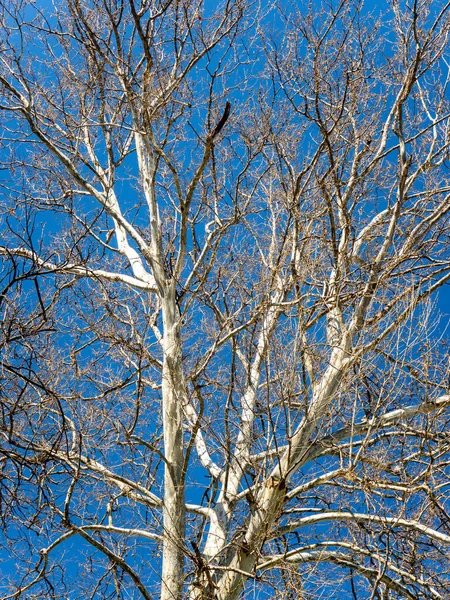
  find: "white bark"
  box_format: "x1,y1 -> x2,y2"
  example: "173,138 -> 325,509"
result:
2,2 -> 450,599
161,283 -> 186,600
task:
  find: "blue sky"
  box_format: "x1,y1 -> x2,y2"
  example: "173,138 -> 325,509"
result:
1,0 -> 450,598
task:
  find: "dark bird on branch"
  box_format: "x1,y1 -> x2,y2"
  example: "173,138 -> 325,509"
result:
212,101 -> 231,139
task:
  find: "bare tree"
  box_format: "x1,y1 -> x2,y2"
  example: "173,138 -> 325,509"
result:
1,0 -> 450,598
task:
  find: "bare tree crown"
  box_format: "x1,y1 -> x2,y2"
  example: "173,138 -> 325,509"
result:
1,0 -> 450,598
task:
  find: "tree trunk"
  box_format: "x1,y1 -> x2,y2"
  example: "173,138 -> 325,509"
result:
161,282 -> 186,600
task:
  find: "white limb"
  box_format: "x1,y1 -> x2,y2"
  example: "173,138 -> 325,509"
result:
183,399 -> 222,480
259,541 -> 443,598
259,549 -> 419,599
285,468 -> 348,500
81,122 -> 157,287
250,394 -> 450,468
130,128 -> 164,287
0,246 -> 157,291
104,188 -> 156,286
40,526 -> 161,556
0,74 -> 158,278
74,525 -> 161,542
186,503 -> 228,561
51,450 -> 162,508
352,208 -> 389,260
275,510 -> 450,545
223,288 -> 287,497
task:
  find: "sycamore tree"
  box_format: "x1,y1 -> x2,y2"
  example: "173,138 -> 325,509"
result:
1,0 -> 450,598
